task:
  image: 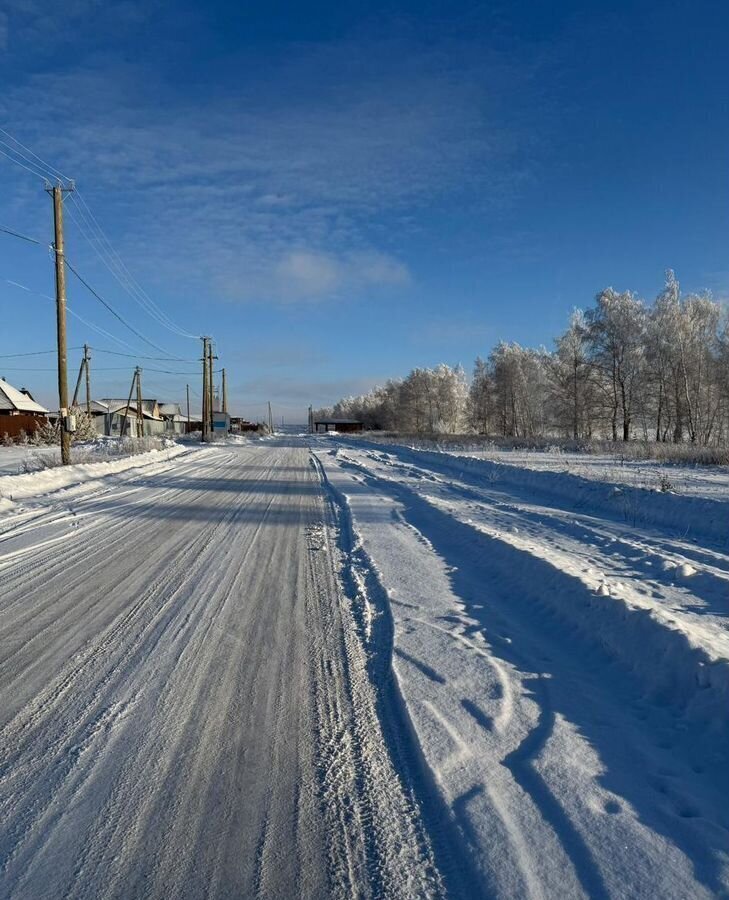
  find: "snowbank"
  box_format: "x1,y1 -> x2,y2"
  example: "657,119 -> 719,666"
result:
0,443 -> 201,513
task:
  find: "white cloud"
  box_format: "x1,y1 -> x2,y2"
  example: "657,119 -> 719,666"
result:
270,249 -> 411,302
0,30 -> 538,308
275,251 -> 341,299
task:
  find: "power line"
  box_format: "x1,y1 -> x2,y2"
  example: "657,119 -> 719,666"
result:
0,142 -> 49,181
0,126 -> 197,344
0,225 -> 44,245
64,257 -> 188,359
4,277 -> 164,356
90,347 -> 198,362
0,126 -> 71,181
0,348 -> 81,358
66,193 -> 198,340
76,190 -> 199,340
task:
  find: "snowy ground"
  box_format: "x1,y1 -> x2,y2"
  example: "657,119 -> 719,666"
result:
0,445 -> 59,476
313,437 -> 729,899
1,436 -> 727,898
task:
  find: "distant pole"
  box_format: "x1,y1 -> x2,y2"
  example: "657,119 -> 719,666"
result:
71,352 -> 85,408
48,182 -> 74,465
135,367 -> 144,438
186,383 -> 191,435
207,340 -> 215,434
120,368 -> 137,440
84,344 -> 91,414
222,368 -> 227,414
201,337 -> 209,442
268,400 -> 273,435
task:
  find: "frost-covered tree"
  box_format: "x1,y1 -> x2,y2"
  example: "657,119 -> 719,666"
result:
490,343 -> 549,437
585,289 -> 646,441
467,357 -> 493,434
677,292 -> 722,444
317,271 -> 727,445
549,310 -> 594,439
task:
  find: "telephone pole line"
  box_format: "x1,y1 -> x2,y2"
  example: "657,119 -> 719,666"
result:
84,343 -> 91,414
119,367 -> 138,440
186,383 -> 191,435
135,367 -> 144,438
207,340 -> 216,435
47,181 -> 75,465
221,368 -> 227,414
72,351 -> 85,408
201,337 -> 209,442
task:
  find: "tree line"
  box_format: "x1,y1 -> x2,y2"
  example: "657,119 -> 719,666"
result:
315,272 -> 729,445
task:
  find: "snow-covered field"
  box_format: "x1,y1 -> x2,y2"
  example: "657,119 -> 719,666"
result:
313,437 -> 729,899
1,435 -> 727,898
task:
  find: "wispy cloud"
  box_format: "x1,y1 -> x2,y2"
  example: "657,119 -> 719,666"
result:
0,9 -> 542,310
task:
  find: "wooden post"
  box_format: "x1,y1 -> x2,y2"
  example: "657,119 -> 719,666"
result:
119,368 -> 137,440
71,352 -> 85,408
49,184 -> 73,465
201,337 -> 209,442
222,368 -> 227,414
186,383 -> 191,435
136,367 -> 144,438
207,340 -> 214,434
84,344 -> 91,414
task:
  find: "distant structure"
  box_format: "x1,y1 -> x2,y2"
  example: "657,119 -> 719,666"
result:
312,417 -> 364,434
0,378 -> 49,439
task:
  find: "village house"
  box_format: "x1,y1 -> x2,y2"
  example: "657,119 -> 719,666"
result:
0,378 -> 49,440
97,398 -> 166,437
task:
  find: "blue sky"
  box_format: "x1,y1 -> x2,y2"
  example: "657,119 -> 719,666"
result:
0,0 -> 727,422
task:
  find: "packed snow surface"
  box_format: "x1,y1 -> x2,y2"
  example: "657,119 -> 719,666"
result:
313,437 -> 729,899
1,435 -> 727,898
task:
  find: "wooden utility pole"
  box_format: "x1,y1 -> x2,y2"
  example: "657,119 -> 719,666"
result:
135,367 -> 144,438
268,401 -> 273,435
186,383 -> 191,435
221,368 -> 227,414
72,351 -> 85,408
47,182 -> 74,465
201,337 -> 209,442
119,368 -> 138,440
84,344 -> 91,414
207,340 -> 215,434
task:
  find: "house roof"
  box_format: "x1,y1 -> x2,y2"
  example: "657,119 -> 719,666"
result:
158,403 -> 182,417
313,418 -> 363,425
0,378 -> 49,414
99,398 -> 163,420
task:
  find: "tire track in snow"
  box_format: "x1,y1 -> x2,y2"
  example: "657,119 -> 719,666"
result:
315,443 -> 728,899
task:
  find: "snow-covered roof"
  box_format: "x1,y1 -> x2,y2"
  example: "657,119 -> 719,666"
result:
99,399 -> 163,420
0,378 -> 49,414
158,403 -> 182,417
313,418 -> 363,424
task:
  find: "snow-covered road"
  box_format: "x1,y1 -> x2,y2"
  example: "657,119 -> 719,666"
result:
1,437 -> 727,899
0,440 -> 443,899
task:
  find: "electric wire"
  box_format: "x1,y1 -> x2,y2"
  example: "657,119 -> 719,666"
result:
0,225 -> 44,245
67,193 -> 198,340
64,258 -> 188,360
0,126 -> 198,344
80,188 -> 199,339
0,348 -> 80,358
0,143 -> 49,181
0,127 -> 71,181
5,278 -> 146,354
